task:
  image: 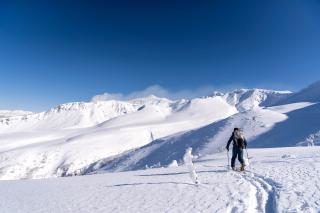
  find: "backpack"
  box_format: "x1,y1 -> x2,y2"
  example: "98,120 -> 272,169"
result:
234,130 -> 245,149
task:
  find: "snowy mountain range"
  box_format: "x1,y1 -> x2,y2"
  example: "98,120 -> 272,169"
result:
0,81 -> 319,180
0,110 -> 33,119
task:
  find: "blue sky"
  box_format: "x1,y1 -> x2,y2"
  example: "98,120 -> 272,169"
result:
1,1 -> 320,111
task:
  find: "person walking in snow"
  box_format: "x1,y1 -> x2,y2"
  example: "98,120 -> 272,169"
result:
226,128 -> 247,171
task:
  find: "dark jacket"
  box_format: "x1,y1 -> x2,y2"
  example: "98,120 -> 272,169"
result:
226,132 -> 247,150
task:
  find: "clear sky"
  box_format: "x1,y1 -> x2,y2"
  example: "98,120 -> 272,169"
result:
1,0 -> 320,111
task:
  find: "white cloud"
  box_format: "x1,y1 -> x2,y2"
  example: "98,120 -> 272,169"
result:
91,93 -> 124,102
126,85 -> 170,100
90,84 -> 241,102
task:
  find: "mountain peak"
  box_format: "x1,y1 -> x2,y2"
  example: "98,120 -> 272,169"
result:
142,94 -> 169,101
223,88 -> 292,111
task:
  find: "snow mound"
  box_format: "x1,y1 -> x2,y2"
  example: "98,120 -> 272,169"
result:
281,154 -> 297,159
167,160 -> 178,168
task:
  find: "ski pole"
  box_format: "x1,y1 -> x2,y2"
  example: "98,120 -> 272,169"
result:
227,150 -> 230,169
245,148 -> 250,164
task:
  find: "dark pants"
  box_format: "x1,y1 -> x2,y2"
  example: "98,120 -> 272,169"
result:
231,146 -> 244,168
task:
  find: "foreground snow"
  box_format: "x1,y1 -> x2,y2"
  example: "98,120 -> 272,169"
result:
0,146 -> 319,213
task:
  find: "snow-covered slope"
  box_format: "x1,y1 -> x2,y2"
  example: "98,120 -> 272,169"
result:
89,102 -> 318,172
0,95 -> 237,179
279,81 -> 320,104
0,101 -> 136,132
0,82 -> 319,180
1,146 -> 319,213
249,102 -> 320,147
213,89 -> 292,111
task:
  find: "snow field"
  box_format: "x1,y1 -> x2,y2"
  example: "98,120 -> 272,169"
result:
0,146 -> 319,213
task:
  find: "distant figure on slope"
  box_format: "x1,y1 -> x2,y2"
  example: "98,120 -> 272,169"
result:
183,147 -> 199,184
226,128 -> 248,171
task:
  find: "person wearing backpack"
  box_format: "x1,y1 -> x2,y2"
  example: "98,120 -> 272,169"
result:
226,128 -> 248,171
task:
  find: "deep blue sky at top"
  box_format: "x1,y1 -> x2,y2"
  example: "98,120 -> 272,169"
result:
0,0 -> 320,111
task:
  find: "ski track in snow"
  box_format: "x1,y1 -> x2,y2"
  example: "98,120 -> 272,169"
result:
249,149 -> 320,213
230,168 -> 280,213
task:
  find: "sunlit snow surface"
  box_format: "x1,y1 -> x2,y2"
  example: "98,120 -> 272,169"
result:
0,87 -> 319,212
0,147 -> 319,213
0,89 -> 318,179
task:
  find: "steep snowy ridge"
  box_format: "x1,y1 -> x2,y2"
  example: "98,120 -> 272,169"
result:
93,101 -> 319,172
88,105 -> 289,172
0,100 -> 136,132
129,95 -> 175,108
279,80 -> 320,104
220,89 -> 292,111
